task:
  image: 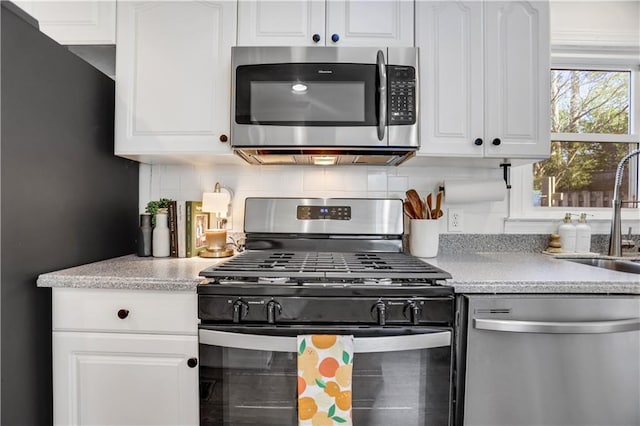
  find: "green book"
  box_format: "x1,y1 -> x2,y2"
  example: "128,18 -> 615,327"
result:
185,201 -> 208,257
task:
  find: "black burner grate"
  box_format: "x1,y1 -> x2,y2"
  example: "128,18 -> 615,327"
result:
200,251 -> 452,281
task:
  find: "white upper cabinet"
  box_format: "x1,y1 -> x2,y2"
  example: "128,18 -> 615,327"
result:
237,0 -> 414,47
484,1 -> 550,158
237,0 -> 325,46
115,1 -> 237,164
417,1 -> 484,157
14,1 -> 116,44
417,0 -> 550,159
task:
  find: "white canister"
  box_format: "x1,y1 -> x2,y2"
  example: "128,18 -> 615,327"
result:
152,213 -> 170,257
575,213 -> 592,253
558,213 -> 576,253
409,219 -> 440,258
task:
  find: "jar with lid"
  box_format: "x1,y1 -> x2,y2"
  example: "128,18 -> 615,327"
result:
137,213 -> 152,257
575,213 -> 592,253
558,213 -> 576,253
152,211 -> 170,257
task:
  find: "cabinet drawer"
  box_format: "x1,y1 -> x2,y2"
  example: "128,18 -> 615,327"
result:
53,288 -> 198,335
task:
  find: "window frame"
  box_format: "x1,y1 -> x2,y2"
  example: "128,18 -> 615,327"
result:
507,60 -> 640,233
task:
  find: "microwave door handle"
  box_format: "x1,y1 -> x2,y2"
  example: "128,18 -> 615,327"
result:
376,49 -> 387,141
199,329 -> 451,353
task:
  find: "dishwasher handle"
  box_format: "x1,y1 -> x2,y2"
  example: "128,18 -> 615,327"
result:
474,318 -> 640,334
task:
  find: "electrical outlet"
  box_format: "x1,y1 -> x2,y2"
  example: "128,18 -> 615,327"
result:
448,208 -> 464,232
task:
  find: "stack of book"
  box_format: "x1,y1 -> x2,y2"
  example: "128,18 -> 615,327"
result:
167,200 -> 209,257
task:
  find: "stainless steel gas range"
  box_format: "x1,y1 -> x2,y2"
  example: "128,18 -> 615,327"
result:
197,198 -> 454,426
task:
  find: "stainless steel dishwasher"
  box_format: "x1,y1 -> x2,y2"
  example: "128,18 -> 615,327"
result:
460,295 -> 640,426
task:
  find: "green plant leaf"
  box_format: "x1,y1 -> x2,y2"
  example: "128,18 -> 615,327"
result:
145,198 -> 173,226
342,351 -> 350,365
315,378 -> 326,388
328,404 -> 336,417
332,416 -> 347,423
299,339 -> 306,355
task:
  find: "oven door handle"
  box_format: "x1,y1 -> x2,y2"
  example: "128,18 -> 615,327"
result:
199,329 -> 450,353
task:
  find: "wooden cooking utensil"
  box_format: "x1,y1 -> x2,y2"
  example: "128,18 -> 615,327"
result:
406,190 -> 423,219
403,200 -> 418,219
432,191 -> 443,219
425,193 -> 433,219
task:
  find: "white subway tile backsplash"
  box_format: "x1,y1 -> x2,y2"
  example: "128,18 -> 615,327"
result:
367,169 -> 388,192
388,175 -> 408,192
141,164 -> 509,233
325,167 -> 367,192
261,167 -> 304,192
160,165 -> 182,189
302,168 -> 326,191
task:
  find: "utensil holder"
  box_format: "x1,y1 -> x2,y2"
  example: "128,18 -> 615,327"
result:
409,219 -> 440,258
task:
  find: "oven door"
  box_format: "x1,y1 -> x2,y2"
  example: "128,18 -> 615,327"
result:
198,325 -> 452,426
232,47 -> 388,147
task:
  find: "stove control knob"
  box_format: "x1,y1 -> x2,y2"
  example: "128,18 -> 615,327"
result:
404,301 -> 421,325
373,301 -> 387,326
232,299 -> 249,323
266,300 -> 282,324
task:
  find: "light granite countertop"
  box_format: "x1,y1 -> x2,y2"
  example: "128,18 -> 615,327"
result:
37,252 -> 639,294
36,255 -> 224,291
428,252 -> 639,294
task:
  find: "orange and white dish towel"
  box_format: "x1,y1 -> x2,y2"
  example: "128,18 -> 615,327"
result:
297,335 -> 354,425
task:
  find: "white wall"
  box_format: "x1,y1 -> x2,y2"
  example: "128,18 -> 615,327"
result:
139,163 -> 509,234
550,1 -> 640,47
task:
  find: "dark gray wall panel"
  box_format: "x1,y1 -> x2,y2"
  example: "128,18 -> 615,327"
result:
1,3 -> 139,424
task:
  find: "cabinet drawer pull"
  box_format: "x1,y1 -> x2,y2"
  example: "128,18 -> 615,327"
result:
219,134 -> 228,143
187,358 -> 198,368
331,33 -> 340,43
312,33 -> 321,43
117,309 -> 129,319
492,138 -> 501,146
474,138 -> 483,146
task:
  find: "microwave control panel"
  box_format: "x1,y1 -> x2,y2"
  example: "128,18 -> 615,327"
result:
388,66 -> 416,125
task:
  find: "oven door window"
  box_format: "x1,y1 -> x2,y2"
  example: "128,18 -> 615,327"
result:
235,64 -> 377,126
199,326 -> 452,426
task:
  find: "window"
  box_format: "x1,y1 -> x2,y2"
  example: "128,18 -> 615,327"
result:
509,64 -> 639,225
533,69 -> 638,209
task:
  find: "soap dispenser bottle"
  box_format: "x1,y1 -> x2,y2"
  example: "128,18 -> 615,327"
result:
575,213 -> 591,253
558,213 -> 577,253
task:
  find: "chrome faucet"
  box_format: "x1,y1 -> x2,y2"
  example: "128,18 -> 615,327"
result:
608,148 -> 640,256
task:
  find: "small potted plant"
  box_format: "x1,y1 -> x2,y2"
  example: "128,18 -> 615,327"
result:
145,198 -> 172,225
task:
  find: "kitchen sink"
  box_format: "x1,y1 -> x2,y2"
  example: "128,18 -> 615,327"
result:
565,258 -> 640,274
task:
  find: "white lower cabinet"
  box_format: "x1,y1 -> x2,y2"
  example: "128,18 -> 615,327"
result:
53,332 -> 199,426
52,288 -> 199,426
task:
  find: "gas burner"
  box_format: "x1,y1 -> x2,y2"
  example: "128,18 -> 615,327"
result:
201,250 -> 452,282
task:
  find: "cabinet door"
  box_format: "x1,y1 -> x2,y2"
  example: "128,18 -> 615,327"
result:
416,1 -> 483,156
53,332 -> 199,426
484,1 -> 550,158
326,0 -> 414,47
14,1 -> 116,44
115,1 -> 236,162
237,0 -> 325,46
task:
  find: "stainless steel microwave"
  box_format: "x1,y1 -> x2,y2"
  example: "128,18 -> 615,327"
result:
230,46 -> 419,166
